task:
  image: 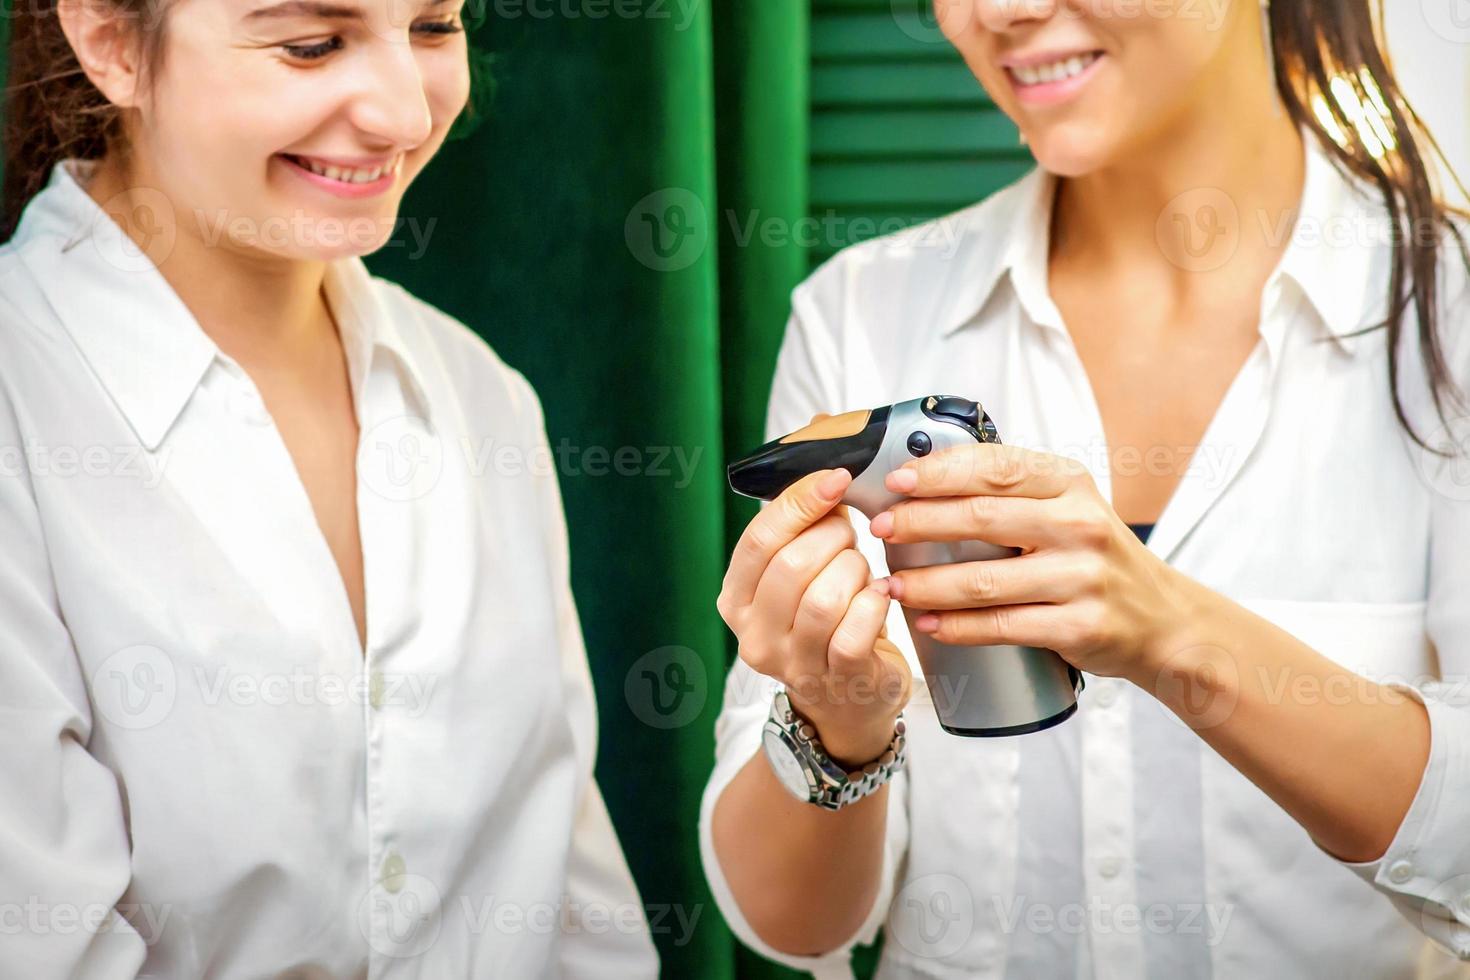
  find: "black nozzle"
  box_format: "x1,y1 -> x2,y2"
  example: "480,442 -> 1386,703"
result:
728,406 -> 891,501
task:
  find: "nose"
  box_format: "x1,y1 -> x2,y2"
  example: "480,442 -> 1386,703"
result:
969,0 -> 1060,32
349,39 -> 435,151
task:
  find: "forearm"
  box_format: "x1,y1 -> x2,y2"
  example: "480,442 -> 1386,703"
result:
711,746 -> 890,956
1129,577 -> 1432,863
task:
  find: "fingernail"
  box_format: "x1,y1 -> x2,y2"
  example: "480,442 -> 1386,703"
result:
869,577 -> 891,597
818,469 -> 850,500
886,468 -> 918,493
885,576 -> 905,600
869,511 -> 894,538
915,613 -> 939,633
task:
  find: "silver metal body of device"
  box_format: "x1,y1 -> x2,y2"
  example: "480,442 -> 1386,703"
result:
728,395 -> 1083,736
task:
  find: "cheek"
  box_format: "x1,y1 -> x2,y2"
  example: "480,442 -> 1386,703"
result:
422,47 -> 471,131
149,44 -> 308,167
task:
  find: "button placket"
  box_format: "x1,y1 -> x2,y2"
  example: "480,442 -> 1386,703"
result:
1081,677 -> 1144,980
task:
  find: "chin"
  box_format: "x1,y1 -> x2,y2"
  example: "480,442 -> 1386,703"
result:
300,233 -> 396,262
260,203 -> 403,263
1021,124 -> 1116,178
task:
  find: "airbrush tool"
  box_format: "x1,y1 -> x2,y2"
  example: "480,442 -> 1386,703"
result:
729,395 -> 1083,736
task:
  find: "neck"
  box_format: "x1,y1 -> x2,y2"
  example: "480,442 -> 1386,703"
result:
1051,32 -> 1305,291
83,155 -> 336,369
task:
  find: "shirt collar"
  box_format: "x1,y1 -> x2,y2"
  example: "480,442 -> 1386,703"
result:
10,158 -> 432,451
935,136 -> 1385,352
1275,140 -> 1387,349
320,253 -> 434,427
933,165 -> 1055,338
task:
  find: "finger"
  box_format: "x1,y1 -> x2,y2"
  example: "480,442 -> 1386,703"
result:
827,580 -> 892,676
790,549 -> 872,682
723,468 -> 853,608
914,603 -> 1069,649
886,443 -> 1085,500
869,634 -> 913,712
871,494 -> 1061,548
750,513 -> 858,635
888,553 -> 1076,610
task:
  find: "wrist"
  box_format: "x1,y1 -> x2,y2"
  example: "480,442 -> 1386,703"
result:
789,700 -> 901,769
1130,566 -> 1221,688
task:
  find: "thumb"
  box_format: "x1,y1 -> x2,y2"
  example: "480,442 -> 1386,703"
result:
773,467 -> 852,533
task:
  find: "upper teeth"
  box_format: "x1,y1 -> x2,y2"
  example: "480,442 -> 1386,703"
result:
292,155 -> 396,184
1010,53 -> 1097,87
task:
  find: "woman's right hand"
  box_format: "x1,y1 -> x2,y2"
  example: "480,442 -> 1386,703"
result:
716,466 -> 913,767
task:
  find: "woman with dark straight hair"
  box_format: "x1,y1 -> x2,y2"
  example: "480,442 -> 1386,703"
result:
705,2 -> 1470,977
0,0 -> 657,975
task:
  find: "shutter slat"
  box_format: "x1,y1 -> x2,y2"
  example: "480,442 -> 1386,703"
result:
808,0 -> 1032,268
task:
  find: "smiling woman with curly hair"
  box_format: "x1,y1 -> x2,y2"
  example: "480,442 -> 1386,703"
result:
0,0 -> 657,974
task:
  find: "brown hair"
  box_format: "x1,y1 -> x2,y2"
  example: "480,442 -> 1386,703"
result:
1,0 -> 493,241
1271,0 -> 1470,448
1,0 -> 1464,442
2,0 -> 169,241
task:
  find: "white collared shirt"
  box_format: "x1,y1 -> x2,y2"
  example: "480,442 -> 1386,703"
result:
0,159 -> 658,978
699,142 -> 1470,979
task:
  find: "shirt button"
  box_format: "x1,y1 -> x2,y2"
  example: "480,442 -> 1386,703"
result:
1098,855 -> 1124,879
1386,860 -> 1415,884
381,852 -> 407,893
1095,683 -> 1120,708
368,671 -> 385,710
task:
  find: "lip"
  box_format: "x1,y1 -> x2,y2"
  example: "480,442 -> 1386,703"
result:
275,152 -> 401,199
1003,50 -> 1106,107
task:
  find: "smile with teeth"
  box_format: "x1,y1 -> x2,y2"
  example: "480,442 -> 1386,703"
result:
1008,52 -> 1100,87
283,153 -> 400,184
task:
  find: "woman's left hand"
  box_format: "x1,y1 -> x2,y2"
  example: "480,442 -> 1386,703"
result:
871,442 -> 1206,682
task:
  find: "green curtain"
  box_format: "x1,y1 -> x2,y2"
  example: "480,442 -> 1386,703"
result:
0,4 -> 874,976
365,7 -> 815,978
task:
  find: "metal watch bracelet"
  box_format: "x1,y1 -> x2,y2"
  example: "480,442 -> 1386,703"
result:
762,689 -> 908,811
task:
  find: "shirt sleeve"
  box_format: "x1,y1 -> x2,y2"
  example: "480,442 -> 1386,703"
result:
512,370 -> 661,979
0,383 -> 148,977
1324,267 -> 1470,962
696,281 -> 913,978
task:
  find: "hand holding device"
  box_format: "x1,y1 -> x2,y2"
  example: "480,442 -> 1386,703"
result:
729,395 -> 1084,736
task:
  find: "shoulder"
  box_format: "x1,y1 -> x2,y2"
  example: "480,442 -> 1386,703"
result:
366,272 -> 545,430
0,245 -> 72,408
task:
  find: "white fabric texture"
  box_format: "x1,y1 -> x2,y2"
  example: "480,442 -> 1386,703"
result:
699,140 -> 1470,980
0,159 -> 658,979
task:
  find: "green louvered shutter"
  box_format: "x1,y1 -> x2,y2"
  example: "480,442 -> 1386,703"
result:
809,0 -> 1034,268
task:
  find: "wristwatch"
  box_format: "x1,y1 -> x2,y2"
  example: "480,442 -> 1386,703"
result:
761,689 -> 907,811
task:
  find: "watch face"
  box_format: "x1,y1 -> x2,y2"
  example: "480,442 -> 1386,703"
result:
762,727 -> 813,801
